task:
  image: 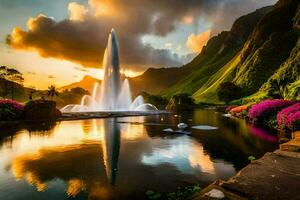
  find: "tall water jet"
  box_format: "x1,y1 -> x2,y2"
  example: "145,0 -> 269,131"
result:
60,29 -> 158,113
100,29 -> 121,110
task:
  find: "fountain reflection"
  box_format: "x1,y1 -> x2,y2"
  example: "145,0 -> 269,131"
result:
101,119 -> 121,185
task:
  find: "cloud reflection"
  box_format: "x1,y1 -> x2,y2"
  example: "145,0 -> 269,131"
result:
142,136 -> 234,175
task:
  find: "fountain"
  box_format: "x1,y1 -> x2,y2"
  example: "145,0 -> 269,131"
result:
61,29 -> 158,113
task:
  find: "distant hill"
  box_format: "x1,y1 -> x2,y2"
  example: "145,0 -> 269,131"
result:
59,75 -> 101,93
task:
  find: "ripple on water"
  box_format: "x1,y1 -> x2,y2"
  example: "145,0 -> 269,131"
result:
192,125 -> 218,130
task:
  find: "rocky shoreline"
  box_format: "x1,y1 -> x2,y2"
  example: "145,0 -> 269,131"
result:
193,131 -> 300,200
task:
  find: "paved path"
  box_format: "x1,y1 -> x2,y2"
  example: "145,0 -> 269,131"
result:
194,131 -> 300,200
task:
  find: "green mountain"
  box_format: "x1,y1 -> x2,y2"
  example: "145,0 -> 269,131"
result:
131,0 -> 300,104
194,0 -> 299,103
257,1 -> 300,101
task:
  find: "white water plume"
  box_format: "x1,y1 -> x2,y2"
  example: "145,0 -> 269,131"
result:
61,29 -> 157,113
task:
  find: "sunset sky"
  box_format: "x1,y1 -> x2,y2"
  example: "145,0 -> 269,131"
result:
0,0 -> 276,89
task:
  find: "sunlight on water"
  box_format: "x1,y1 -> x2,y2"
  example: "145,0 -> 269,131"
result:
0,110 -> 278,200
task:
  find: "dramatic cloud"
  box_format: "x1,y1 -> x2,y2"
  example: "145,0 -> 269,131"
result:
186,30 -> 211,53
6,0 -> 276,69
68,2 -> 88,22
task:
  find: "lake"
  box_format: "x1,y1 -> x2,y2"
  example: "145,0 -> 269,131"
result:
0,109 -> 278,200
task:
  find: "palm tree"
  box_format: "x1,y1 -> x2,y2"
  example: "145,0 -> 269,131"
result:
47,85 -> 59,101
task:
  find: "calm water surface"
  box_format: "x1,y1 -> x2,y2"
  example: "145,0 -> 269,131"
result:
0,109 -> 278,200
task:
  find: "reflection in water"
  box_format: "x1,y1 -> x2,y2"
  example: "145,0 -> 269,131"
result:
142,137 -> 216,174
250,126 -> 277,143
102,118 -> 121,185
0,109 -> 278,200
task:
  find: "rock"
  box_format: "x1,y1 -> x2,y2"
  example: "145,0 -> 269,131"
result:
222,113 -> 231,117
192,125 -> 218,130
163,128 -> 174,132
204,189 -> 225,199
24,100 -> 61,120
292,131 -> 300,139
174,130 -> 191,135
177,123 -> 188,129
280,138 -> 300,152
279,137 -> 290,144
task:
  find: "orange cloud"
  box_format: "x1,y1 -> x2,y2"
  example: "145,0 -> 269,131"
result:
186,30 -> 211,53
183,16 -> 194,24
68,2 -> 88,21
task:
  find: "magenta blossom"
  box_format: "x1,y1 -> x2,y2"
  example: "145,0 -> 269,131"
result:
0,99 -> 24,111
248,99 -> 294,123
0,99 -> 24,120
285,111 -> 300,131
277,103 -> 300,130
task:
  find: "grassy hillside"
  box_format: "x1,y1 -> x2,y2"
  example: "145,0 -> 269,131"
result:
192,53 -> 241,103
129,6 -> 273,102
168,0 -> 299,104
162,6 -> 273,99
261,2 -> 300,101
231,0 -> 299,95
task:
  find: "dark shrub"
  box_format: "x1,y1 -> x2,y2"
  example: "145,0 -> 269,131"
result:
24,100 -> 61,120
141,92 -> 168,110
0,99 -> 24,120
217,82 -> 242,104
166,93 -> 195,111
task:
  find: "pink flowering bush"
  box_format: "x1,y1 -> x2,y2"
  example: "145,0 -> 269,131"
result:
277,103 -> 300,131
248,100 -> 295,125
0,99 -> 24,120
287,112 -> 300,131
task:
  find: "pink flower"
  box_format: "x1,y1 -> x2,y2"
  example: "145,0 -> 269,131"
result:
277,103 -> 300,130
248,99 -> 295,123
0,99 -> 24,120
285,111 -> 300,131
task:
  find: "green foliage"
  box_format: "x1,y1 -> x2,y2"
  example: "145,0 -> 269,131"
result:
145,184 -> 201,200
166,93 -> 195,110
56,87 -> 90,108
47,85 -> 59,100
167,185 -> 201,200
248,156 -> 256,161
0,66 -> 24,99
217,82 -> 242,104
260,37 -> 300,100
141,92 -> 169,110
146,190 -> 161,199
233,31 -> 298,95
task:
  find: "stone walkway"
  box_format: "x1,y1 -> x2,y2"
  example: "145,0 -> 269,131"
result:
194,131 -> 300,200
